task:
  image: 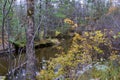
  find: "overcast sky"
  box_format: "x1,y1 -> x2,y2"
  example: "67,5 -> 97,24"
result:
15,0 -> 84,5
15,0 -> 26,5
15,0 -> 119,6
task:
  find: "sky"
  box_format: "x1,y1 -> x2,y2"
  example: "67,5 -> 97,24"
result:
15,0 -> 119,6
15,0 -> 84,5
15,0 -> 25,5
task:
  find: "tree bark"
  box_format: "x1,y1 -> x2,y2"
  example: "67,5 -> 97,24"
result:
2,0 -> 7,50
43,0 -> 48,39
26,0 -> 36,80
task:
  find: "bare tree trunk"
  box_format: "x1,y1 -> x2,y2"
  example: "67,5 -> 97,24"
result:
43,0 -> 48,39
2,0 -> 7,50
38,0 -> 42,39
26,0 -> 36,80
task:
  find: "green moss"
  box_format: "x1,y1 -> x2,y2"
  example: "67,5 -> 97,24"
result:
9,39 -> 26,47
9,39 -> 59,48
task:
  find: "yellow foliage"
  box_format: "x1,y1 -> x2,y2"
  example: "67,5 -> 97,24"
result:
55,31 -> 61,36
109,54 -> 118,61
106,6 -> 118,15
37,30 -> 113,80
84,31 -> 105,43
64,18 -> 79,32
71,23 -> 78,29
64,18 -> 74,25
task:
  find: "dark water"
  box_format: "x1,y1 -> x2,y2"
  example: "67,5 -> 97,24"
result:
0,39 -> 71,76
0,47 -> 57,76
0,57 -> 9,75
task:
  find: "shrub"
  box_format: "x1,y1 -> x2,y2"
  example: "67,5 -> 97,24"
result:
37,30 -> 114,80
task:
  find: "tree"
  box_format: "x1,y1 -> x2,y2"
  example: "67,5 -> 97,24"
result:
26,0 -> 36,80
2,0 -> 7,50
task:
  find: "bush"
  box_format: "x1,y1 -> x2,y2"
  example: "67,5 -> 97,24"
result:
37,30 -> 114,80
